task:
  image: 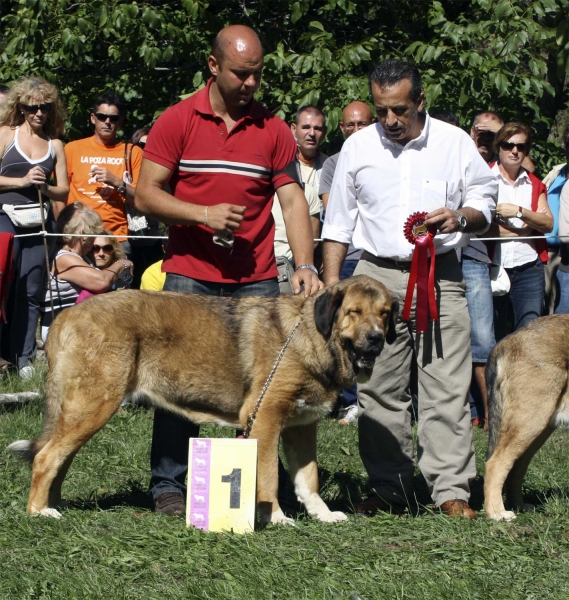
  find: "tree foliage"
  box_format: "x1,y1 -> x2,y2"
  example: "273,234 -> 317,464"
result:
1,0 -> 568,171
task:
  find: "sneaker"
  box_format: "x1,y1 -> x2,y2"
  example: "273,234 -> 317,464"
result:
154,492 -> 186,516
18,365 -> 34,380
339,404 -> 359,425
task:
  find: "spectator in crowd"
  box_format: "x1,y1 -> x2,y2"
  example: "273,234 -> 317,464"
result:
40,202 -> 133,342
323,59 -> 497,519
126,127 -> 164,288
544,124 -> 569,313
430,109 -> 459,127
0,84 -> 9,103
0,77 -> 69,377
140,256 -> 166,291
489,122 -> 553,340
64,92 -> 143,257
319,100 -> 375,425
135,24 -> 321,517
75,231 -> 133,301
273,105 -> 327,293
462,110 -> 505,428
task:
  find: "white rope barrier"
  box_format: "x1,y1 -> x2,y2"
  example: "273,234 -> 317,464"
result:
10,231 -> 569,243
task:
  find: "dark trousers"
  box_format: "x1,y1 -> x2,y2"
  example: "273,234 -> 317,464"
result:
149,273 -> 279,501
339,259 -> 360,406
0,214 -> 55,368
493,258 -> 545,342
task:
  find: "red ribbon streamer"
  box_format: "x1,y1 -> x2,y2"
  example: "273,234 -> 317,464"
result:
402,232 -> 438,333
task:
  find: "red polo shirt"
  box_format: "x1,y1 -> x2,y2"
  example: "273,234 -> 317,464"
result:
143,78 -> 297,283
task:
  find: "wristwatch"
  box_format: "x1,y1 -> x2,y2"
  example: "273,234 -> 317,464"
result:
515,206 -> 523,219
456,211 -> 467,232
117,184 -> 127,195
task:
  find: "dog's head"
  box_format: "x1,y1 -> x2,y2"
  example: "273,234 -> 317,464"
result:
314,275 -> 398,384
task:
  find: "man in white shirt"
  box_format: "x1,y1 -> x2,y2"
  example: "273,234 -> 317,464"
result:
273,106 -> 327,292
323,60 -> 497,519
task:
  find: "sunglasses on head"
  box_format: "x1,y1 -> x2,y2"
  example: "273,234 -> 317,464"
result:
138,141 -> 146,149
21,103 -> 52,114
92,244 -> 114,254
94,113 -> 120,123
499,141 -> 529,153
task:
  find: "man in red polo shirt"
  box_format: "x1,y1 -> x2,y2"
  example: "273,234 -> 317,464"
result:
136,24 -> 321,517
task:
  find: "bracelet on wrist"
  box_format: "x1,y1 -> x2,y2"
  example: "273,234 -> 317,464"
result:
116,260 -> 130,271
295,264 -> 318,276
203,206 -> 209,227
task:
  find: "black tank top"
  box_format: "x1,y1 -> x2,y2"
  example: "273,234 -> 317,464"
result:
0,127 -> 55,206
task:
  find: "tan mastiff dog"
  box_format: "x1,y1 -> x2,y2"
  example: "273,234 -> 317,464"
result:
9,275 -> 397,525
484,314 -> 569,521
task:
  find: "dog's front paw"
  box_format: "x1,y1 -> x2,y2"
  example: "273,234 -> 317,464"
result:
35,507 -> 62,519
315,510 -> 348,523
260,508 -> 296,526
488,510 -> 516,522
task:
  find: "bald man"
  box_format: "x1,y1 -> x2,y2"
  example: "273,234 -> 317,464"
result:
135,25 -> 321,517
318,101 -> 375,424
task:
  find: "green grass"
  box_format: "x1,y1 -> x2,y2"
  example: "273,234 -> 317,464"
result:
2,373 -> 569,599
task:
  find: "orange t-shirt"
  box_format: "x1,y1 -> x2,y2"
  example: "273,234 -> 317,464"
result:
64,136 -> 142,239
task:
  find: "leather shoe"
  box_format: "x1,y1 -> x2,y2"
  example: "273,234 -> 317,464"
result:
439,499 -> 477,519
353,491 -> 408,516
154,492 -> 186,516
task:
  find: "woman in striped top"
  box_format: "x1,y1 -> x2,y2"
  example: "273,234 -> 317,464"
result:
41,202 -> 133,342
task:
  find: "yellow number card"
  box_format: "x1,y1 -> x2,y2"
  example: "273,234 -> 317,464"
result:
186,438 -> 257,534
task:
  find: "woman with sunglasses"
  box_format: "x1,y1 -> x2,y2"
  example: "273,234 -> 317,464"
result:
74,232 -> 133,303
0,77 -> 69,377
489,122 -> 553,340
40,203 -> 133,343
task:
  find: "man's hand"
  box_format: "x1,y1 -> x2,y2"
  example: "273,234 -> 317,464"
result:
291,268 -> 323,297
205,204 -> 246,233
424,207 -> 460,234
495,203 -> 520,219
90,166 -> 122,189
474,117 -> 502,134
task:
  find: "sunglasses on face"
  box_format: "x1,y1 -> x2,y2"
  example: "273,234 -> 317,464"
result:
21,103 -> 52,114
94,113 -> 120,123
138,141 -> 146,149
499,141 -> 529,153
92,244 -> 114,254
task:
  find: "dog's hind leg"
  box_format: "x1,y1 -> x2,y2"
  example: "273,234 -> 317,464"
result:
28,387 -> 123,517
281,422 -> 348,523
504,425 -> 555,512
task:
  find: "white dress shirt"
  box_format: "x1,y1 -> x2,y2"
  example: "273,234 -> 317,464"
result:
492,164 -> 537,268
322,114 -> 497,261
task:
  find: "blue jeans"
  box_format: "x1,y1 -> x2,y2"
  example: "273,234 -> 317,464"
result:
463,255 -> 496,421
494,258 -> 545,342
339,259 -> 360,406
462,255 -> 495,364
150,274 -> 279,501
555,269 -> 569,314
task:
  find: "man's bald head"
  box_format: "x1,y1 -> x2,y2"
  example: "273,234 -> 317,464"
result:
212,25 -> 263,64
340,101 -> 375,137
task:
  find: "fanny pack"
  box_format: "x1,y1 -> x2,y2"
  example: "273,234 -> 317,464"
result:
2,202 -> 48,228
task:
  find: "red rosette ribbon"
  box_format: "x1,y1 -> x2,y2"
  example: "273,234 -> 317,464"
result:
402,212 -> 438,333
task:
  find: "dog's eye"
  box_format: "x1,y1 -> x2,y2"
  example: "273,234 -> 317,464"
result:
347,308 -> 361,315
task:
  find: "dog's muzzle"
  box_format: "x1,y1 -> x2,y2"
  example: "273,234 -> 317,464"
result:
348,331 -> 385,372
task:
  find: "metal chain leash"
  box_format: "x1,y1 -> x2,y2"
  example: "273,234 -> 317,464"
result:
242,320 -> 301,439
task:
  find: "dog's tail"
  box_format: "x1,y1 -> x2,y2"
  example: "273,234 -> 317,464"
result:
486,345 -> 502,459
8,322 -> 68,463
6,439 -> 38,462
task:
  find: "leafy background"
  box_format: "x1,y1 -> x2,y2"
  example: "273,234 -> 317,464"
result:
1,0 -> 569,172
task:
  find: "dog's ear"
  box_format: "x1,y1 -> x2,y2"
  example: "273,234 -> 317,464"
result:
314,288 -> 345,338
386,297 -> 399,345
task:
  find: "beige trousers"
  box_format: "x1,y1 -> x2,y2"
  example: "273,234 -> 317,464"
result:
355,251 -> 476,507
